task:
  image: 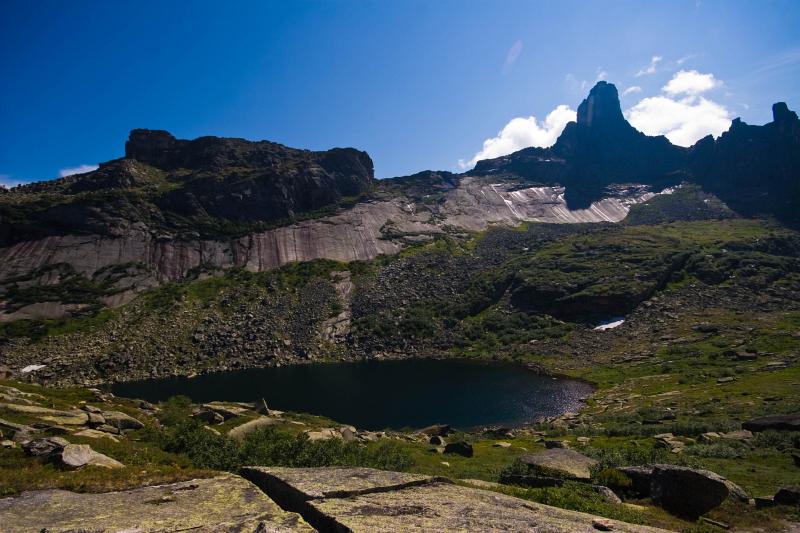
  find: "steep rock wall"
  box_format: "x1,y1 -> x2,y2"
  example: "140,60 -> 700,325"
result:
0,179 -> 660,288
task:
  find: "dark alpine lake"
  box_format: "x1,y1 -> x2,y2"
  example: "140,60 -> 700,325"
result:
111,359 -> 593,431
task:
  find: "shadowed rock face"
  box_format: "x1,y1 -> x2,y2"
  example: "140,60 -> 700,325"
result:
473,82 -> 800,222
690,103 -> 800,223
474,81 -> 688,209
0,130 -> 375,248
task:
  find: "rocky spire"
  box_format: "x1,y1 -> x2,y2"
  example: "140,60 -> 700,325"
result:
576,81 -> 626,129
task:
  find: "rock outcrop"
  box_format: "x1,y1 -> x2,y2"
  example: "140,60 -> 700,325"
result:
742,412 -> 800,432
240,466 -> 670,532
0,474 -> 313,532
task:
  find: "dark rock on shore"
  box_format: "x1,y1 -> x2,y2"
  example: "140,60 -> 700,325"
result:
742,413 -> 800,432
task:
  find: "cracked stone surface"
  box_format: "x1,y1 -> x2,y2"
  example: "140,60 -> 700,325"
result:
242,466 -> 672,533
0,474 -> 313,532
241,466 -> 437,499
310,481 -> 670,532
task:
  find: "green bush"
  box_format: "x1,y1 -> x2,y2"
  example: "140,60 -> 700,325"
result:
683,441 -> 747,459
593,468 -> 632,490
158,422 -> 413,473
156,396 -> 194,427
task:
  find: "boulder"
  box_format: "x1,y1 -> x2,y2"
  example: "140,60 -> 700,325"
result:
23,437 -> 69,457
742,413 -> 800,432
101,411 -> 144,430
73,428 -> 120,442
338,426 -> 357,442
443,440 -> 473,458
520,449 -> 598,480
774,486 -> 800,506
650,464 -> 730,518
544,440 -> 570,449
192,409 -> 225,425
0,365 -> 13,379
60,444 -> 124,469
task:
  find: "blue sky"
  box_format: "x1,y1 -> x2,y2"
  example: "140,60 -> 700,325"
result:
1,0 -> 799,185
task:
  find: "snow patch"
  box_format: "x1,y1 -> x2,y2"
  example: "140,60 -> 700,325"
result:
21,364 -> 46,373
593,319 -> 625,331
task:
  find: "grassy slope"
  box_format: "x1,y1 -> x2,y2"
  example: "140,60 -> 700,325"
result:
1,198 -> 799,530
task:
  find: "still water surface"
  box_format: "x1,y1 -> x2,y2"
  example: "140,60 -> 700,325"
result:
111,359 -> 593,430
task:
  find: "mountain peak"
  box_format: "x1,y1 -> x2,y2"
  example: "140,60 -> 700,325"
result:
576,81 -> 625,128
772,102 -> 798,124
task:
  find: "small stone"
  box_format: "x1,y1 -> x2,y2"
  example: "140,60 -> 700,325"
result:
430,435 -> 446,446
592,518 -> 615,531
493,441 -> 512,448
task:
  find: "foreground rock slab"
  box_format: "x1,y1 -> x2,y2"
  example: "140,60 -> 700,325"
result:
312,481 -> 668,532
0,474 -> 313,532
242,466 -> 670,532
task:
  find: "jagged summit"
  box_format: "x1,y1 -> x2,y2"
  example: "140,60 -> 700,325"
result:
472,81 -> 799,222
575,81 -> 627,128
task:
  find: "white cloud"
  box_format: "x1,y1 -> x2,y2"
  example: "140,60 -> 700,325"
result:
59,164 -> 98,178
502,40 -> 523,74
625,70 -> 730,146
596,68 -> 608,81
636,55 -> 662,77
662,69 -> 720,96
459,105 -> 576,169
622,86 -> 642,97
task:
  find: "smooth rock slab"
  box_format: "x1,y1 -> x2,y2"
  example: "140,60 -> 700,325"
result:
520,448 -> 598,480
101,410 -> 145,430
309,482 -> 670,532
0,474 -> 313,532
0,402 -> 88,425
228,416 -> 280,439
